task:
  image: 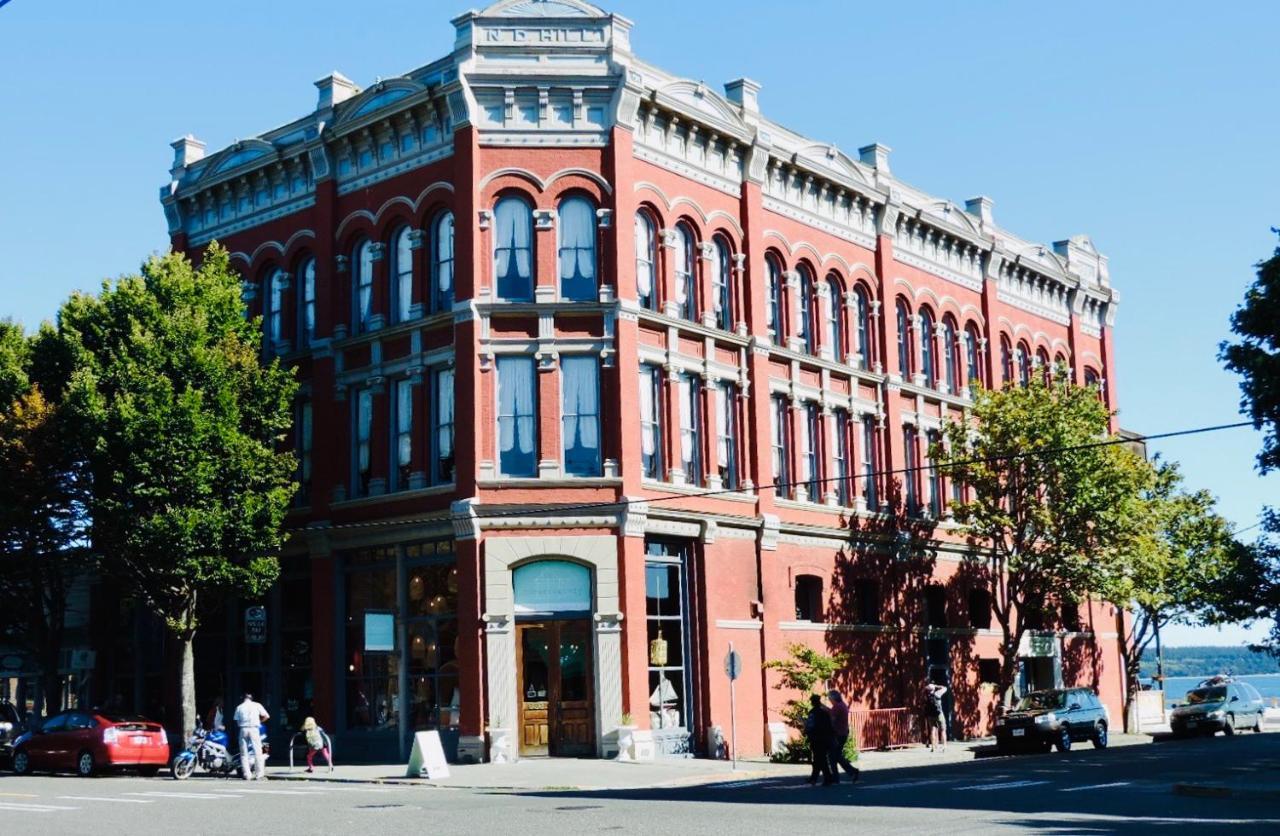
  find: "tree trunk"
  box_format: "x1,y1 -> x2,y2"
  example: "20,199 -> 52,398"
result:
178,633 -> 196,740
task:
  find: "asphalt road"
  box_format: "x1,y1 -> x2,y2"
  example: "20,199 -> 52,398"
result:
1,732 -> 1277,835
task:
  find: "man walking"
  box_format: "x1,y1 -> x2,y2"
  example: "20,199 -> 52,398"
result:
804,693 -> 836,786
233,692 -> 269,780
826,689 -> 859,783
923,680 -> 948,752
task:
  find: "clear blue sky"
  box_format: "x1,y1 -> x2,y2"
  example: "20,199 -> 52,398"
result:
1,1 -> 1275,645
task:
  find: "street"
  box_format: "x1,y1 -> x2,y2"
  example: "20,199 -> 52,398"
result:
1,733 -> 1277,835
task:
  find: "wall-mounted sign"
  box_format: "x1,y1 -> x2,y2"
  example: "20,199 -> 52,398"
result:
513,560 -> 591,615
364,611 -> 395,653
245,606 -> 267,645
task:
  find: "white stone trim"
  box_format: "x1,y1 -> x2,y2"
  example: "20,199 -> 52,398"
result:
715,619 -> 764,630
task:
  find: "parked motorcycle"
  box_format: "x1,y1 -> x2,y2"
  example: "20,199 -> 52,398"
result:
171,722 -> 268,780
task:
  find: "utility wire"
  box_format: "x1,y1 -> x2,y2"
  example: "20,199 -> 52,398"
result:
286,419 -> 1256,533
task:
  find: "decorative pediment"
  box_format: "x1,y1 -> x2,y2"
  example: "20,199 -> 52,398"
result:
654,80 -> 746,134
1004,238 -> 1069,275
792,143 -> 874,190
481,0 -> 605,17
920,199 -> 982,236
203,139 -> 277,179
336,78 -> 427,126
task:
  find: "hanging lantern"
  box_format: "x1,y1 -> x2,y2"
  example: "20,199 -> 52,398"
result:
649,631 -> 668,666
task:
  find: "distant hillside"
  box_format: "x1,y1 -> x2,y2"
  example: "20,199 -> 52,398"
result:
1140,645 -> 1278,678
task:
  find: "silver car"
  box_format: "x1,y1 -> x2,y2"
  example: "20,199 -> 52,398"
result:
1169,679 -> 1265,737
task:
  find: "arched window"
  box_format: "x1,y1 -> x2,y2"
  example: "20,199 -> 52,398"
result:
853,285 -> 871,369
1016,342 -> 1031,387
826,275 -> 845,360
267,267 -> 286,347
298,257 -> 315,346
431,211 -> 454,314
896,298 -> 913,379
941,317 -> 959,393
557,195 -> 597,301
796,265 -> 816,354
353,239 -> 373,331
673,223 -> 697,321
1084,367 -> 1101,400
1036,348 -> 1051,386
712,236 -> 734,331
493,195 -> 534,301
919,308 -> 936,387
391,226 -> 413,323
634,211 -> 658,311
1000,335 -> 1013,385
766,255 -> 784,341
1054,353 -> 1067,382
965,323 -> 983,388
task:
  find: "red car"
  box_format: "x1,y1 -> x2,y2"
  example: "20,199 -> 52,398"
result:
11,710 -> 169,777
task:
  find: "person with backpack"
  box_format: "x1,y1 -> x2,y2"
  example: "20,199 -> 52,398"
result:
923,681 -> 949,752
804,693 -> 836,786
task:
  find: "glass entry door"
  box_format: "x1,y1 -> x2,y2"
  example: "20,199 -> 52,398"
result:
516,621 -> 595,757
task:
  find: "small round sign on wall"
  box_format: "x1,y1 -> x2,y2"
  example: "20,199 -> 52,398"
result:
724,648 -> 742,681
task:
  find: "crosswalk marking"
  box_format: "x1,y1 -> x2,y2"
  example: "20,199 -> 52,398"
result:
870,779 -> 963,791
58,796 -> 156,803
0,801 -> 79,812
1060,781 -> 1131,792
956,780 -> 1051,791
123,791 -> 236,800
209,788 -> 323,796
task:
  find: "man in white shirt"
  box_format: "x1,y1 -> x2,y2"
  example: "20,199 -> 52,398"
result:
233,693 -> 269,780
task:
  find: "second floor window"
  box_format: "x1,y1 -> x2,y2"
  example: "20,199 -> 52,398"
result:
354,387 -> 373,496
771,396 -> 790,498
862,415 -> 879,510
678,373 -> 701,485
712,238 -> 733,331
1016,343 -> 1031,387
268,269 -> 286,348
297,400 -> 312,504
896,299 -> 912,379
801,402 -> 821,500
392,226 -> 413,323
715,383 -> 739,490
494,196 -> 533,302
431,367 -> 455,484
832,408 -> 851,507
926,430 -> 942,518
853,285 -> 871,369
920,309 -> 936,387
966,324 -> 983,387
562,355 -> 601,477
635,212 -> 657,310
826,276 -> 845,359
903,425 -> 919,514
942,319 -> 959,392
432,211 -> 455,313
299,258 -> 316,346
639,364 -> 663,479
767,256 -> 784,341
496,356 -> 537,477
673,224 -> 697,322
558,196 -> 597,301
796,266 -> 815,354
354,240 -> 374,332
394,378 -> 413,490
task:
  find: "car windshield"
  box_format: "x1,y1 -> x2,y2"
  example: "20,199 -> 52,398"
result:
100,713 -> 152,724
1017,692 -> 1066,710
1185,687 -> 1227,705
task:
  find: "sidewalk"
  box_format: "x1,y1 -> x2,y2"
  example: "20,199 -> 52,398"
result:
266,733 -> 1158,791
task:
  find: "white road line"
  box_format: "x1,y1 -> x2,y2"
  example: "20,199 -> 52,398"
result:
58,796 -> 156,804
123,791 -> 236,800
870,779 -> 964,791
209,788 -> 324,796
0,802 -> 78,812
1060,781 -> 1131,792
956,780 -> 1051,791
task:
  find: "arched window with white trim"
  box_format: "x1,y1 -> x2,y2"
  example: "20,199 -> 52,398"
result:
826,274 -> 845,360
353,239 -> 374,332
766,254 -> 784,342
557,195 -> 597,301
896,298 -> 913,379
673,223 -> 697,322
493,195 -> 534,302
919,308 -> 936,387
965,323 -> 983,388
712,236 -> 733,331
853,285 -> 871,369
635,211 -> 658,311
391,225 -> 413,323
431,211 -> 454,314
298,257 -> 315,346
796,264 -> 816,355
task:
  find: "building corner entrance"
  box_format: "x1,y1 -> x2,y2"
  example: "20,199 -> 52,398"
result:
516,620 -> 594,757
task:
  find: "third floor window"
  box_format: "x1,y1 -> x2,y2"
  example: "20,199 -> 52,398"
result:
494,196 -> 534,302
558,196 -> 597,302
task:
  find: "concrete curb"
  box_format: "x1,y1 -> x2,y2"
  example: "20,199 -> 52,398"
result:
1173,783 -> 1280,802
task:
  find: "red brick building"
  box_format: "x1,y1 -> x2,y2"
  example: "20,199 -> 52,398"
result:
158,0 -> 1127,763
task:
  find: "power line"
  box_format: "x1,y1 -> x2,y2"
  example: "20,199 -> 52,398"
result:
285,419 -> 1256,534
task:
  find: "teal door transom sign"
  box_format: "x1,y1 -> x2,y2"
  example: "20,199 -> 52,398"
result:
513,560 -> 592,616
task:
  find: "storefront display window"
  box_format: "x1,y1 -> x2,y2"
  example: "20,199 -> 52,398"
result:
644,538 -> 696,755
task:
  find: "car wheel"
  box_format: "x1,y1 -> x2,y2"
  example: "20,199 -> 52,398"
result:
1253,713 -> 1264,733
1056,727 -> 1072,753
1224,715 -> 1236,737
1092,723 -> 1108,749
76,750 -> 95,777
12,749 -> 31,775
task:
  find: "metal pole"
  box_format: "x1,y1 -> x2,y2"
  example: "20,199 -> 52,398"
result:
729,642 -> 737,772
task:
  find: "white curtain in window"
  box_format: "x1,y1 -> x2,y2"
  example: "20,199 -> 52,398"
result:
678,375 -> 695,466
639,368 -> 656,456
562,356 -> 600,474
357,241 -> 374,326
498,357 -> 535,457
558,197 -> 596,282
301,259 -> 316,339
635,214 -> 654,298
397,379 -> 413,469
357,388 -> 373,474
395,228 -> 413,320
712,242 -> 727,315
767,262 -> 779,332
715,386 -> 729,467
270,270 -> 285,341
437,368 -> 454,464
435,212 -> 455,298
798,407 -> 811,483
673,227 -> 690,305
494,198 -> 532,282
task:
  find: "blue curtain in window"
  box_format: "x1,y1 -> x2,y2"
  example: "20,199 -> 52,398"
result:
494,198 -> 533,301
434,212 -> 455,312
356,241 -> 374,329
558,197 -> 597,301
300,258 -> 316,343
497,357 -> 536,476
562,356 -> 601,476
434,367 -> 455,483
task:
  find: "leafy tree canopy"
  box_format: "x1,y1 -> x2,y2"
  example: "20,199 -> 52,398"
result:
1221,232 -> 1280,474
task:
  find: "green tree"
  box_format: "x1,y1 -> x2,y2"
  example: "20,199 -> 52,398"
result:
764,643 -> 853,763
1106,460 -> 1252,728
936,371 -> 1152,706
57,245 -> 296,736
0,321 -> 89,717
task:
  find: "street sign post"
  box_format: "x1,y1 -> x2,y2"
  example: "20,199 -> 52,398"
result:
725,644 -> 742,770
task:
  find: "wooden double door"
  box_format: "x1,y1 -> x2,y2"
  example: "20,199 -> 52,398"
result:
516,620 -> 595,757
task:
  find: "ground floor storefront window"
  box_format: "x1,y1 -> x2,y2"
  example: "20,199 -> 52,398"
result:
644,537 -> 698,756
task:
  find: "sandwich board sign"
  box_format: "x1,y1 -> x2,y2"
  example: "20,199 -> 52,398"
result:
406,730 -> 451,779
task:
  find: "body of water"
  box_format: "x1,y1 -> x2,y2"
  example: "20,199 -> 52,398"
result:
1156,674 -> 1280,707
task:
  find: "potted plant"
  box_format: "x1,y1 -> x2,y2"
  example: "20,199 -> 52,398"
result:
616,712 -> 637,761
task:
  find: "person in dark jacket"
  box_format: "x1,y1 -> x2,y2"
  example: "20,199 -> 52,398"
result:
826,689 -> 859,783
804,693 -> 836,786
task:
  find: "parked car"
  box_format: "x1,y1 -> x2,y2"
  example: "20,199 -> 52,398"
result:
0,700 -> 23,765
10,710 -> 169,777
1170,678 -> 1265,737
995,687 -> 1109,753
